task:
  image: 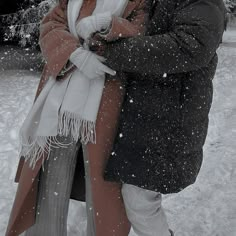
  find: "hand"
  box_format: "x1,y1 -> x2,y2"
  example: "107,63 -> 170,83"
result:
76,12 -> 112,40
70,47 -> 116,79
88,35 -> 106,56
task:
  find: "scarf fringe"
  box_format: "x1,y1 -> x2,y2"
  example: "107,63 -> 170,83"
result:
58,110 -> 96,145
20,111 -> 96,169
19,136 -> 72,169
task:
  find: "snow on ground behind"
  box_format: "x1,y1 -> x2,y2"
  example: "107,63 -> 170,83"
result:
0,70 -> 41,234
0,30 -> 236,236
162,30 -> 236,236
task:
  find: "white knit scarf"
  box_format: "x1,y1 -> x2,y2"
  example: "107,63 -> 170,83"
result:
19,0 -> 128,168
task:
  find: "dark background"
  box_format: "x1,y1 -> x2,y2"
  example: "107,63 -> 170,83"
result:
0,0 -> 42,14
0,0 -> 235,48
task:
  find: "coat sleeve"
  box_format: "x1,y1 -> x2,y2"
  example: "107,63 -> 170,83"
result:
39,4 -> 79,78
102,0 -> 148,41
103,0 -> 225,76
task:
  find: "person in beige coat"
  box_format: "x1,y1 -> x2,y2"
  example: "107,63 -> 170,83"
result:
6,0 -> 150,235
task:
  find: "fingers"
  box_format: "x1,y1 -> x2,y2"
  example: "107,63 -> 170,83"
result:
95,70 -> 105,76
95,55 -> 106,62
77,25 -> 91,40
79,31 -> 91,41
89,37 -> 104,47
77,17 -> 97,41
100,64 -> 116,76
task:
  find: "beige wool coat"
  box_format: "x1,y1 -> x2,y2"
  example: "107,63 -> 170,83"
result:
6,0 -> 149,236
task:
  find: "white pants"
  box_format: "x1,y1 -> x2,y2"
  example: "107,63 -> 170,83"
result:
121,184 -> 171,236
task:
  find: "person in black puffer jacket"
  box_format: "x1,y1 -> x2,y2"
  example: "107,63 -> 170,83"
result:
90,0 -> 225,235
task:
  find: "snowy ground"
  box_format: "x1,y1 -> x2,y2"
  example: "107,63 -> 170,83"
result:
0,30 -> 236,236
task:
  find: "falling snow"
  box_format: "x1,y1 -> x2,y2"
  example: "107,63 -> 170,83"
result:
0,31 -> 236,236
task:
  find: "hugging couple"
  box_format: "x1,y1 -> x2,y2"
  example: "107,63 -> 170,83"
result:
6,0 -> 224,235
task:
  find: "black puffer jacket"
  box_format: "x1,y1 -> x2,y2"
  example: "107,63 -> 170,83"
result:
102,0 -> 225,194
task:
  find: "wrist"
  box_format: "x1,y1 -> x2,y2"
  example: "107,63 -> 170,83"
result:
95,12 -> 112,31
99,23 -> 112,36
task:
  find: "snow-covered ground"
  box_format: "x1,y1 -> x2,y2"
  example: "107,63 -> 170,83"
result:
0,30 -> 236,236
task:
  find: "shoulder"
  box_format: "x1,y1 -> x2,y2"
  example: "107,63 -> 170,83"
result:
173,0 -> 225,26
